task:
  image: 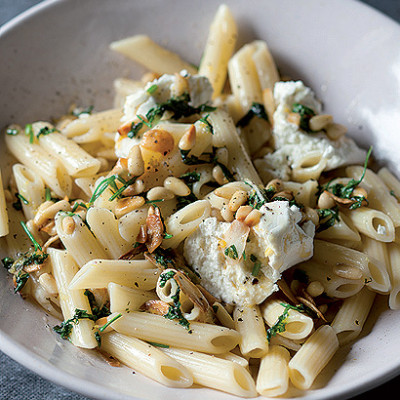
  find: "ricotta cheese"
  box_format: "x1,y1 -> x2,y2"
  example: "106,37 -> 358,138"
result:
184,201 -> 314,305
256,81 -> 366,180
115,71 -> 213,159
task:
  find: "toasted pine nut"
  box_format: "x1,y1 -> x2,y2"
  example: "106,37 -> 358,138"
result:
115,196 -> 146,218
62,216 -> 76,235
141,129 -> 175,155
306,281 -> 324,297
221,205 -> 234,222
252,145 -> 273,159
127,145 -> 144,177
235,205 -> 253,222
212,165 -> 228,186
309,114 -> 333,131
273,190 -> 294,201
147,186 -> 175,201
34,200 -> 71,227
178,125 -> 196,151
266,178 -> 284,192
333,264 -> 363,280
228,190 -> 248,212
287,112 -> 301,126
326,122 -> 347,140
304,207 -> 319,226
244,209 -> 262,227
352,187 -> 368,199
171,73 -> 189,97
317,191 -> 336,210
38,273 -> 58,295
164,177 -> 191,196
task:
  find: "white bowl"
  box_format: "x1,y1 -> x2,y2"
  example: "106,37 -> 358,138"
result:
1,0 -> 400,399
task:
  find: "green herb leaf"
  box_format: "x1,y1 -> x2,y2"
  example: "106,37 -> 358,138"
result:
291,103 -> 316,133
316,206 -> 340,232
236,102 -> 269,128
224,245 -> 238,260
146,84 -> 158,95
20,221 -> 42,251
25,124 -> 34,144
6,127 -> 19,136
14,272 -> 29,293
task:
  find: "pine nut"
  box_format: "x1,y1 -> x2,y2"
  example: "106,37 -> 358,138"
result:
317,191 -> 336,209
228,190 -> 248,212
62,216 -> 75,235
127,145 -> 144,177
212,165 -> 228,185
164,177 -> 191,196
178,125 -> 196,151
34,200 -> 71,227
352,187 -> 368,199
318,304 -> 328,314
147,186 -> 175,201
235,205 -> 253,222
333,264 -> 363,280
252,145 -> 273,159
115,196 -> 146,218
266,178 -> 284,192
141,129 -> 175,155
304,207 -> 319,226
326,123 -> 347,140
244,209 -> 262,226
309,114 -> 333,131
287,112 -> 301,126
221,205 -> 234,222
306,281 -> 324,297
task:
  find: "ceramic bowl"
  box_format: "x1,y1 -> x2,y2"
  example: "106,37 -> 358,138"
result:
1,0 -> 400,399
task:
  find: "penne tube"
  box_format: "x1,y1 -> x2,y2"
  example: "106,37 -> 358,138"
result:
55,212 -> 109,267
110,35 -> 197,75
48,248 -> 98,349
38,132 -> 101,178
331,287 -> 376,345
108,282 -> 156,313
388,243 -> 400,309
283,180 -> 319,208
161,347 -> 257,397
68,259 -> 160,291
209,109 -> 263,185
261,299 -> 313,340
361,235 -> 391,293
0,169 -> 9,237
12,164 -> 45,220
347,166 -> 400,227
316,212 -> 361,243
344,207 -> 395,243
256,345 -> 290,397
198,4 -> 237,99
288,325 -> 339,390
5,133 -> 72,197
213,302 -> 235,330
86,207 -> 131,258
110,311 -> 240,354
234,305 -> 268,358
100,332 -> 193,388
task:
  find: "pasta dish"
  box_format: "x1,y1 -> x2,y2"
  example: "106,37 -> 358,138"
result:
1,4 -> 400,398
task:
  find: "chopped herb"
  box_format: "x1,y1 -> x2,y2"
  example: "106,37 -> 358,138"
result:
159,270 -> 176,288
127,121 -> 143,138
36,126 -> 58,138
89,175 -> 118,204
224,245 -> 238,260
152,248 -> 176,269
98,313 -> 122,333
94,331 -> 101,346
250,254 -> 261,277
71,202 -> 88,213
179,171 -> 201,186
146,84 -> 158,95
198,114 -> 214,134
293,269 -> 309,284
176,192 -> 198,210
72,105 -> 94,117
147,341 -> 170,348
25,124 -> 34,144
163,233 -> 174,239
2,257 -> 14,270
16,193 -> 29,205
108,176 -> 138,202
6,127 -> 19,135
53,308 -> 96,340
316,206 -> 340,232
291,103 -> 316,133
20,221 -> 42,251
84,289 -> 111,320
14,272 -> 29,293
390,190 -> 399,201
236,102 -> 269,128
319,146 -> 372,210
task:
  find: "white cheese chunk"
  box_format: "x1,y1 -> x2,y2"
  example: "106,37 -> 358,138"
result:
184,201 -> 314,305
115,71 -> 213,159
257,80 -> 366,180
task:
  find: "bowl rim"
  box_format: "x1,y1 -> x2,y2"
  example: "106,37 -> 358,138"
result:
1,0 -> 400,399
